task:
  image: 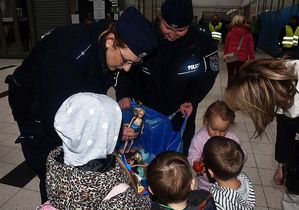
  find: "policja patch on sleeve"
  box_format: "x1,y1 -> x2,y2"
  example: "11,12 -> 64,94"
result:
208,54 -> 219,72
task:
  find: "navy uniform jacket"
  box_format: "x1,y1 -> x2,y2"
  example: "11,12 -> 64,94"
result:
116,25 -> 218,154
118,25 -> 218,118
7,21 -> 119,139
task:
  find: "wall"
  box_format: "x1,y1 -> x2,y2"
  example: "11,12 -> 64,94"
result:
192,0 -> 241,21
192,0 -> 240,7
123,0 -> 262,22
124,0 -> 242,21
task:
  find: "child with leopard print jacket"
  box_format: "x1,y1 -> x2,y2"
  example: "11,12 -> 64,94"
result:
36,93 -> 150,210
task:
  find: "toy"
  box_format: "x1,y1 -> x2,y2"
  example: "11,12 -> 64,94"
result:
126,150 -> 147,178
123,107 -> 145,153
120,152 -> 149,196
129,107 -> 145,134
193,160 -> 205,175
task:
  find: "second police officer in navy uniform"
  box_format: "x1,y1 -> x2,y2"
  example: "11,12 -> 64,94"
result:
117,0 -> 219,156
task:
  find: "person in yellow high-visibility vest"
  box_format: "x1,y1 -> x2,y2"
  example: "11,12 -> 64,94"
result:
209,15 -> 223,42
278,15 -> 299,59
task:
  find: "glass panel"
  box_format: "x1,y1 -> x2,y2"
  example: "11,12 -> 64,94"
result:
1,0 -> 17,55
0,0 -> 31,57
283,0 -> 295,8
16,0 -> 30,53
272,0 -> 280,11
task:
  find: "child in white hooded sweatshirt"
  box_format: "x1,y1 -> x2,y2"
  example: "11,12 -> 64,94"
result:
37,93 -> 150,210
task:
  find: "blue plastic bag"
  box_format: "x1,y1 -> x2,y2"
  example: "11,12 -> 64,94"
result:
122,101 -> 187,162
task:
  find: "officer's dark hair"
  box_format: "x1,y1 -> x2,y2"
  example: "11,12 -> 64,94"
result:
99,23 -> 126,49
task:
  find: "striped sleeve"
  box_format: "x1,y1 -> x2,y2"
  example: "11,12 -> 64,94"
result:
210,173 -> 256,210
210,184 -> 239,210
240,173 -> 256,208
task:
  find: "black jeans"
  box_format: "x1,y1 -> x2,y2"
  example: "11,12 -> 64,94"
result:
16,120 -> 61,203
276,115 -> 299,194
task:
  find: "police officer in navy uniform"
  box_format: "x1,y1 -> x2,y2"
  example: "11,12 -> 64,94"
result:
5,7 -> 156,203
117,0 -> 219,156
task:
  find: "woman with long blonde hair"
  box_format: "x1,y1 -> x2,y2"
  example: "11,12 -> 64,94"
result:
225,58 -> 299,209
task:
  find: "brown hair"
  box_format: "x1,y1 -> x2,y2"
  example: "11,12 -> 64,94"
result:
147,151 -> 193,204
99,23 -> 126,48
202,136 -> 245,180
203,100 -> 235,125
225,58 -> 297,136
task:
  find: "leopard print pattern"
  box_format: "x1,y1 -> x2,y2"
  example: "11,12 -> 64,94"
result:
46,147 -> 151,209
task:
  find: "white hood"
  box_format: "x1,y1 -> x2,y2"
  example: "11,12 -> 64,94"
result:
54,92 -> 122,166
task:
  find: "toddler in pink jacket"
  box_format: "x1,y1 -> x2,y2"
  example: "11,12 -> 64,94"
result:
188,100 -> 242,191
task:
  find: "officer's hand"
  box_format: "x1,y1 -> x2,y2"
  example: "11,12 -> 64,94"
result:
179,102 -> 193,117
122,123 -> 138,141
118,98 -> 131,110
273,164 -> 284,186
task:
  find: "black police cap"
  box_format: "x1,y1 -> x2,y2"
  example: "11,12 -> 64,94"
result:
115,6 -> 156,58
161,0 -> 193,28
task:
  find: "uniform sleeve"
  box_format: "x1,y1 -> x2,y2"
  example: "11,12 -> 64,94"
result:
39,51 -> 93,134
114,65 -> 150,102
114,71 -> 132,101
185,53 -> 218,105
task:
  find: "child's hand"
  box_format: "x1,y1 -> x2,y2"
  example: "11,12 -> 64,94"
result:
273,164 -> 284,186
179,102 -> 193,117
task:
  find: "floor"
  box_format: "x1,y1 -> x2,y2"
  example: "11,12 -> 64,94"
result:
0,49 -> 285,210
